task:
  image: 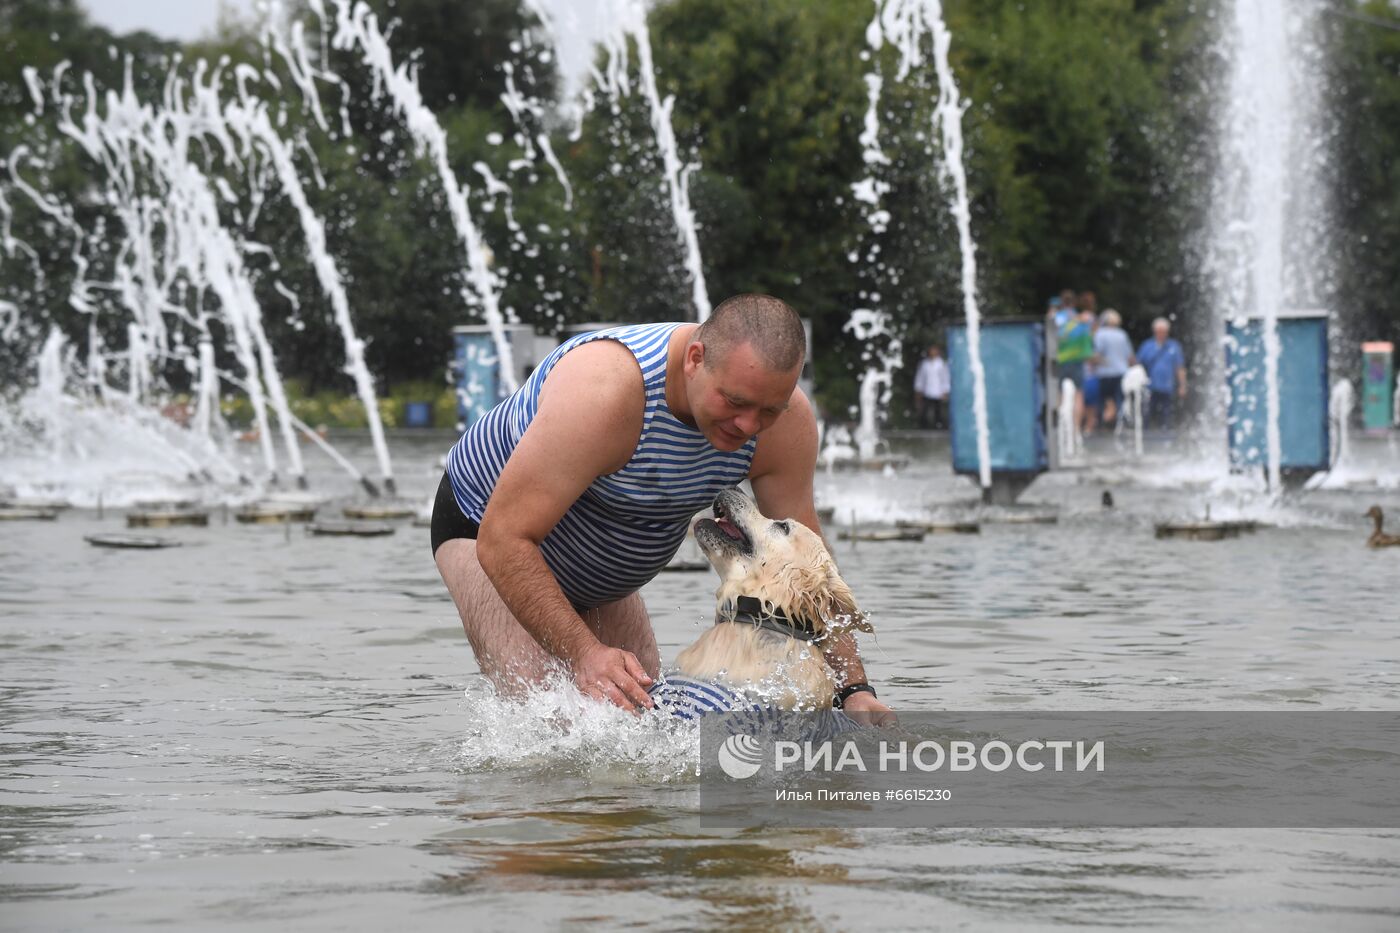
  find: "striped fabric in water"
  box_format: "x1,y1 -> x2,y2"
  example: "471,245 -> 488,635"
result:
649,674 -> 863,744
445,322 -> 756,609
647,673 -> 757,720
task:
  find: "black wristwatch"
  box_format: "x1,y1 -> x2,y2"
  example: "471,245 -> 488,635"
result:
834,682 -> 877,708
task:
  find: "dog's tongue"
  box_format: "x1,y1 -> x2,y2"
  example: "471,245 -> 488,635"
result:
715,517 -> 744,540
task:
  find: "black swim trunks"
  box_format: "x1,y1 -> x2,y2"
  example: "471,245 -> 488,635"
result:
430,472 -> 479,556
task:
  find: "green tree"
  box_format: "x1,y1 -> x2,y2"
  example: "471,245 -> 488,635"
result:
1328,1 -> 1400,351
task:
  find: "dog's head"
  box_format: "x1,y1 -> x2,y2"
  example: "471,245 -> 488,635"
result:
693,489 -> 870,641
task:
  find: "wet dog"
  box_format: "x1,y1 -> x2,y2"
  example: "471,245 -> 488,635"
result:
648,488 -> 871,717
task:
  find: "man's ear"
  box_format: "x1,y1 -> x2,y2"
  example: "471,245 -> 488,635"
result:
684,340 -> 704,375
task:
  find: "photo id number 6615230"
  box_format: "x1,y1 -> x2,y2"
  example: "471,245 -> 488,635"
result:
886,789 -> 951,802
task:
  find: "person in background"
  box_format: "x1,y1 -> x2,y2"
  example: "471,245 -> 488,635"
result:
913,344 -> 951,430
1136,317 -> 1187,431
1092,309 -> 1134,428
1050,289 -> 1093,427
1079,303 -> 1101,436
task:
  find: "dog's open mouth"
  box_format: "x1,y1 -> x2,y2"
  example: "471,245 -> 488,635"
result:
694,494 -> 753,555
713,517 -> 745,541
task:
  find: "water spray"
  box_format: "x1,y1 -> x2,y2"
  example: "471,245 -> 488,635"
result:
854,0 -> 991,488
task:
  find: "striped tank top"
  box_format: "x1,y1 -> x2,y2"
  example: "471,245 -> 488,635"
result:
648,674 -> 862,742
648,674 -> 757,720
444,322 -> 757,609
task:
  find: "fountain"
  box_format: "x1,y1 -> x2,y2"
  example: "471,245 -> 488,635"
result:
0,0 -> 592,504
1329,378 -> 1354,469
2,0 -> 1008,517
1056,378 -> 1081,464
0,33 -> 421,500
854,369 -> 885,462
0,325 -> 245,507
327,0 -> 525,390
1118,364 -> 1148,457
529,0 -> 712,323
850,0 -> 991,488
4,0 -> 1380,524
1213,0 -> 1333,494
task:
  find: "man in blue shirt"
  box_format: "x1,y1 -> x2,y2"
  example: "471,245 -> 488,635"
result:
1136,318 -> 1187,430
1092,309 -> 1135,426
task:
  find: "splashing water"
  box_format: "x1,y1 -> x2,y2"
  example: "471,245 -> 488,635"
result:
327,0 -> 521,392
537,0 -> 712,322
225,23 -> 397,492
4,0 -> 577,497
1234,0 -> 1288,493
624,1 -> 712,323
8,61 -> 309,485
1213,0 -> 1331,494
5,41 -> 413,492
855,368 -> 887,460
456,674 -> 699,782
1329,379 -> 1354,469
1,328 -> 247,505
854,0 -> 990,486
1057,378 -> 1081,462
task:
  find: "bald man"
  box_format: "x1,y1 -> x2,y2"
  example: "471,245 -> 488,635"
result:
430,294 -> 891,719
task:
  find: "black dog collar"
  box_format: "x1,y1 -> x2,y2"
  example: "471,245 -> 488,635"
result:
723,596 -> 821,643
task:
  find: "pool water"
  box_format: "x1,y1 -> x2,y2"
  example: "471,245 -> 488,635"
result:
2,431 -> 1398,929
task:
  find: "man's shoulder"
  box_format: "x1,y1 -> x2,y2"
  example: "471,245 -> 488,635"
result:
541,339 -> 647,409
555,334 -> 645,373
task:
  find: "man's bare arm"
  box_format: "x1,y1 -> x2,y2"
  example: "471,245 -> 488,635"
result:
748,391 -> 873,686
475,340 -> 654,710
749,389 -> 892,721
750,388 -> 822,537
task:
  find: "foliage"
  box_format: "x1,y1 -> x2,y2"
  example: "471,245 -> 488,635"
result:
1328,0 -> 1400,351
1,0 -> 1398,425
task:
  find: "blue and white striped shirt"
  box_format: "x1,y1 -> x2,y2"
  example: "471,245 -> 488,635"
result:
445,322 -> 757,609
648,673 -> 756,720
648,673 -> 862,744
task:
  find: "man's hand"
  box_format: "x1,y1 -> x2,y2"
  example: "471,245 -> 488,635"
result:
572,642 -> 654,712
842,690 -> 897,727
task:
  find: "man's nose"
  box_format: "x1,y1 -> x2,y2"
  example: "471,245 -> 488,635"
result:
734,410 -> 760,436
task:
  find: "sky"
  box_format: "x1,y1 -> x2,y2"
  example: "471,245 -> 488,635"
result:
80,0 -> 618,98
82,0 -> 261,43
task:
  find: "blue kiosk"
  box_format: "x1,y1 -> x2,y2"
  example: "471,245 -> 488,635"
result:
947,318 -> 1049,504
1225,310 -> 1330,488
450,324 -> 557,431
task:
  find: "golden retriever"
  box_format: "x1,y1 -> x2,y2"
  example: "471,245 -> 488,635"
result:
659,488 -> 871,711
